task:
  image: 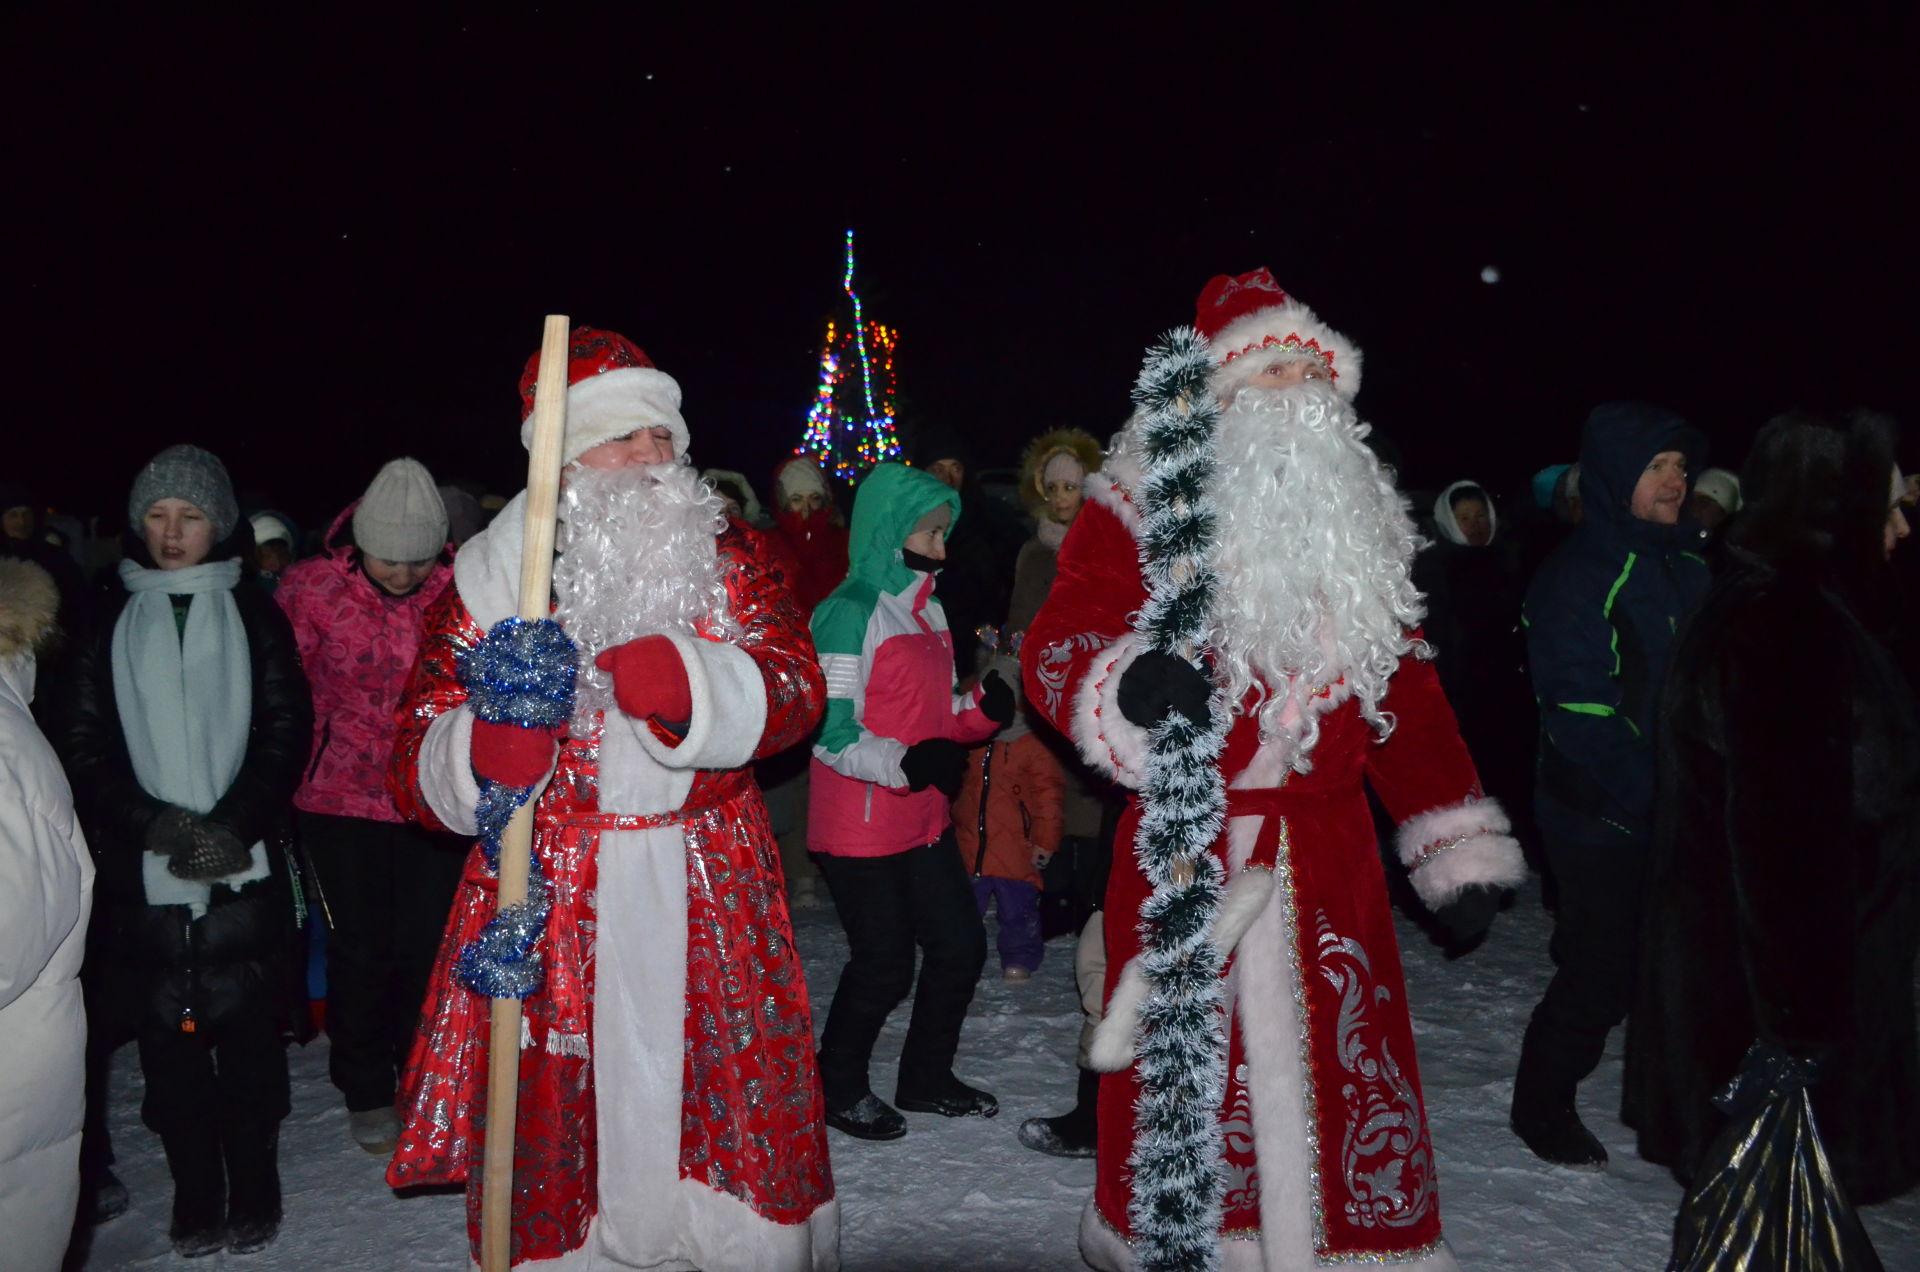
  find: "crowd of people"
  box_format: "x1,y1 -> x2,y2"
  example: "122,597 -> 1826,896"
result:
0,271 -> 1914,1271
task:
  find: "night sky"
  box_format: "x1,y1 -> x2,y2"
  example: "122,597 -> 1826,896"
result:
9,10 -> 1914,534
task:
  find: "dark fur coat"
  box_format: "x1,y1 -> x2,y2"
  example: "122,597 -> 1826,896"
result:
1623,557 -> 1920,1203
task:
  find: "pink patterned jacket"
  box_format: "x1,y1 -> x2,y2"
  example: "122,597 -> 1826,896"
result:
275,504 -> 452,822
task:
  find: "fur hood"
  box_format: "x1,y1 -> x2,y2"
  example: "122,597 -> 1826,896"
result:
0,558 -> 58,660
1017,428 -> 1105,516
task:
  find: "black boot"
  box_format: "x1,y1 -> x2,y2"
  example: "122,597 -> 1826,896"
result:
895,1072 -> 998,1119
824,1093 -> 907,1142
223,1124 -> 283,1254
161,1128 -> 226,1258
1511,1040 -> 1607,1167
1018,1067 -> 1098,1158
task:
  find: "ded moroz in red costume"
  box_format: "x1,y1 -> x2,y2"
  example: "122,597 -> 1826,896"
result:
386,329 -> 837,1270
1021,272 -> 1526,1271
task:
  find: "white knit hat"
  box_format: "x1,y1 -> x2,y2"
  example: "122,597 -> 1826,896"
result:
353,459 -> 448,561
1692,468 -> 1742,515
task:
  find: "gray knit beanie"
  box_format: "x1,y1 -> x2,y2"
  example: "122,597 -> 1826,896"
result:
128,444 -> 239,541
353,459 -> 448,562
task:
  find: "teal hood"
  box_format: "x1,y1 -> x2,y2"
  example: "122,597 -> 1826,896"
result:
848,463 -> 962,595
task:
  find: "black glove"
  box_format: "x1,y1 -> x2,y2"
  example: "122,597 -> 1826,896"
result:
1116,650 -> 1213,729
1431,884 -> 1505,949
167,817 -> 254,881
978,671 -> 1015,726
901,737 -> 968,799
143,805 -> 198,858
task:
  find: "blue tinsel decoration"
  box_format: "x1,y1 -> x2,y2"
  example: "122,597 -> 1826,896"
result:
459,616 -> 577,729
452,617 -> 578,1000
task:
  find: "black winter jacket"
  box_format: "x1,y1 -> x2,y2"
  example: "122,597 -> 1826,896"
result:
1524,403 -> 1709,835
57,569 -> 311,1033
1625,559 -> 1920,1203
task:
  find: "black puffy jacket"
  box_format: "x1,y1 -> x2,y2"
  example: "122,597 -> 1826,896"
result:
56,566 -> 311,1033
1524,402 -> 1710,836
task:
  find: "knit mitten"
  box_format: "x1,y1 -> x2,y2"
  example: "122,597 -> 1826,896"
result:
168,817 -> 253,880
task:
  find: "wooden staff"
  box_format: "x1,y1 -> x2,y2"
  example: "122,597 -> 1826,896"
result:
480,313 -> 570,1272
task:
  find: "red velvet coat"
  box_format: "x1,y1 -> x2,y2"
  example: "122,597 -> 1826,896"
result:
1022,476 -> 1525,1269
386,519 -> 832,1267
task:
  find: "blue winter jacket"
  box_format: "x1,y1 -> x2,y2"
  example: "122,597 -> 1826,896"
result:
1525,402 -> 1710,836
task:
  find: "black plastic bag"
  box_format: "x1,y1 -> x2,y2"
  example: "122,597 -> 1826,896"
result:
1668,1041 -> 1882,1271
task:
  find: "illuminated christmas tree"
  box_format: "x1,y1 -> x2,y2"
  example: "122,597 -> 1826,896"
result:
795,229 -> 903,482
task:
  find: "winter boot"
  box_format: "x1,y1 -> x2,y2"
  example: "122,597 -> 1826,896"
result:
349,1106 -> 402,1155
1018,1067 -> 1099,1158
895,1072 -> 999,1119
160,1128 -> 227,1258
223,1124 -> 283,1254
1510,1040 -> 1607,1168
824,1093 -> 908,1142
88,1169 -> 130,1224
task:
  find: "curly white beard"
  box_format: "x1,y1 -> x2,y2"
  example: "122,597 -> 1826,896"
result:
1205,381 -> 1427,771
552,461 -> 735,728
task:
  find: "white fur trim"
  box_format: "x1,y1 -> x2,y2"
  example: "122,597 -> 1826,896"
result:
1071,633 -> 1150,787
1208,298 -> 1363,400
629,633 -> 769,772
519,366 -> 689,466
1086,869 -> 1275,1073
1083,468 -> 1142,537
1396,797 -> 1528,909
451,490 -> 527,631
1209,867 -> 1274,958
1087,955 -> 1149,1073
417,706 -> 481,837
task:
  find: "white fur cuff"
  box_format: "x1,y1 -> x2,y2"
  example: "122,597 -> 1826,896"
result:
417,705 -> 481,837
1396,797 -> 1528,908
631,634 -> 768,772
1071,633 -> 1149,788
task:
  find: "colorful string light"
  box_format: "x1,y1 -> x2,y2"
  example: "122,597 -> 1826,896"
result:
795,229 -> 905,482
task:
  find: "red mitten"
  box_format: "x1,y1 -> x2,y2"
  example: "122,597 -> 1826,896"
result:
471,718 -> 559,787
594,635 -> 692,723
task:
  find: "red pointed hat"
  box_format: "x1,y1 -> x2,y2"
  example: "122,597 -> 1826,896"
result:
1194,268 -> 1363,399
518,326 -> 688,464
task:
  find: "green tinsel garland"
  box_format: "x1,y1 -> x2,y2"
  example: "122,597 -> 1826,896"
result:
1127,327 -> 1233,1271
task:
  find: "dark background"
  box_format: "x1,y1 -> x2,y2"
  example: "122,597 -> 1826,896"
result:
7,9 -> 1914,533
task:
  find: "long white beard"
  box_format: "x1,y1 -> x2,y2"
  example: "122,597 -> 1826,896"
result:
1205,382 -> 1427,771
552,461 -> 735,728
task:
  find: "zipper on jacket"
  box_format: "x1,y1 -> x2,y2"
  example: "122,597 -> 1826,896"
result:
972,744 -> 993,878
864,782 -> 873,823
180,915 -> 198,1033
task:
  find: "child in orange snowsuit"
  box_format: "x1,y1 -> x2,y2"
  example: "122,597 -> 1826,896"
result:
952,653 -> 1064,980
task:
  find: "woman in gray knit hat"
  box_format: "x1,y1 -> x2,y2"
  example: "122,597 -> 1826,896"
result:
272,458 -> 461,1156
59,443 -> 311,1256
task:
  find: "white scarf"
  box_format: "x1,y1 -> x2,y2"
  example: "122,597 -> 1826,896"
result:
112,558 -> 269,914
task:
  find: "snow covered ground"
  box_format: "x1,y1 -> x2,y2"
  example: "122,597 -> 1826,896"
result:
75,879 -> 1920,1270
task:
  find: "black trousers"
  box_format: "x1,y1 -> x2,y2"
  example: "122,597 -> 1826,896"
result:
816,833 -> 987,1109
138,996 -> 289,1222
299,812 -> 467,1111
1515,794 -> 1652,1109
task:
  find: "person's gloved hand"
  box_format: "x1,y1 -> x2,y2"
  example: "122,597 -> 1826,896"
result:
1432,884 -> 1505,949
595,635 -> 692,723
471,719 -> 561,788
978,671 -> 1014,726
167,817 -> 253,880
901,737 -> 967,799
1116,650 -> 1213,729
1031,846 -> 1054,872
144,805 -> 198,859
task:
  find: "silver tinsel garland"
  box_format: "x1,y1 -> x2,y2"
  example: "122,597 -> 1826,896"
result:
1127,327 -> 1233,1271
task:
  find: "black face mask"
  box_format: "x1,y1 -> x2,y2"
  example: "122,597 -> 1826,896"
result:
902,548 -> 944,575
